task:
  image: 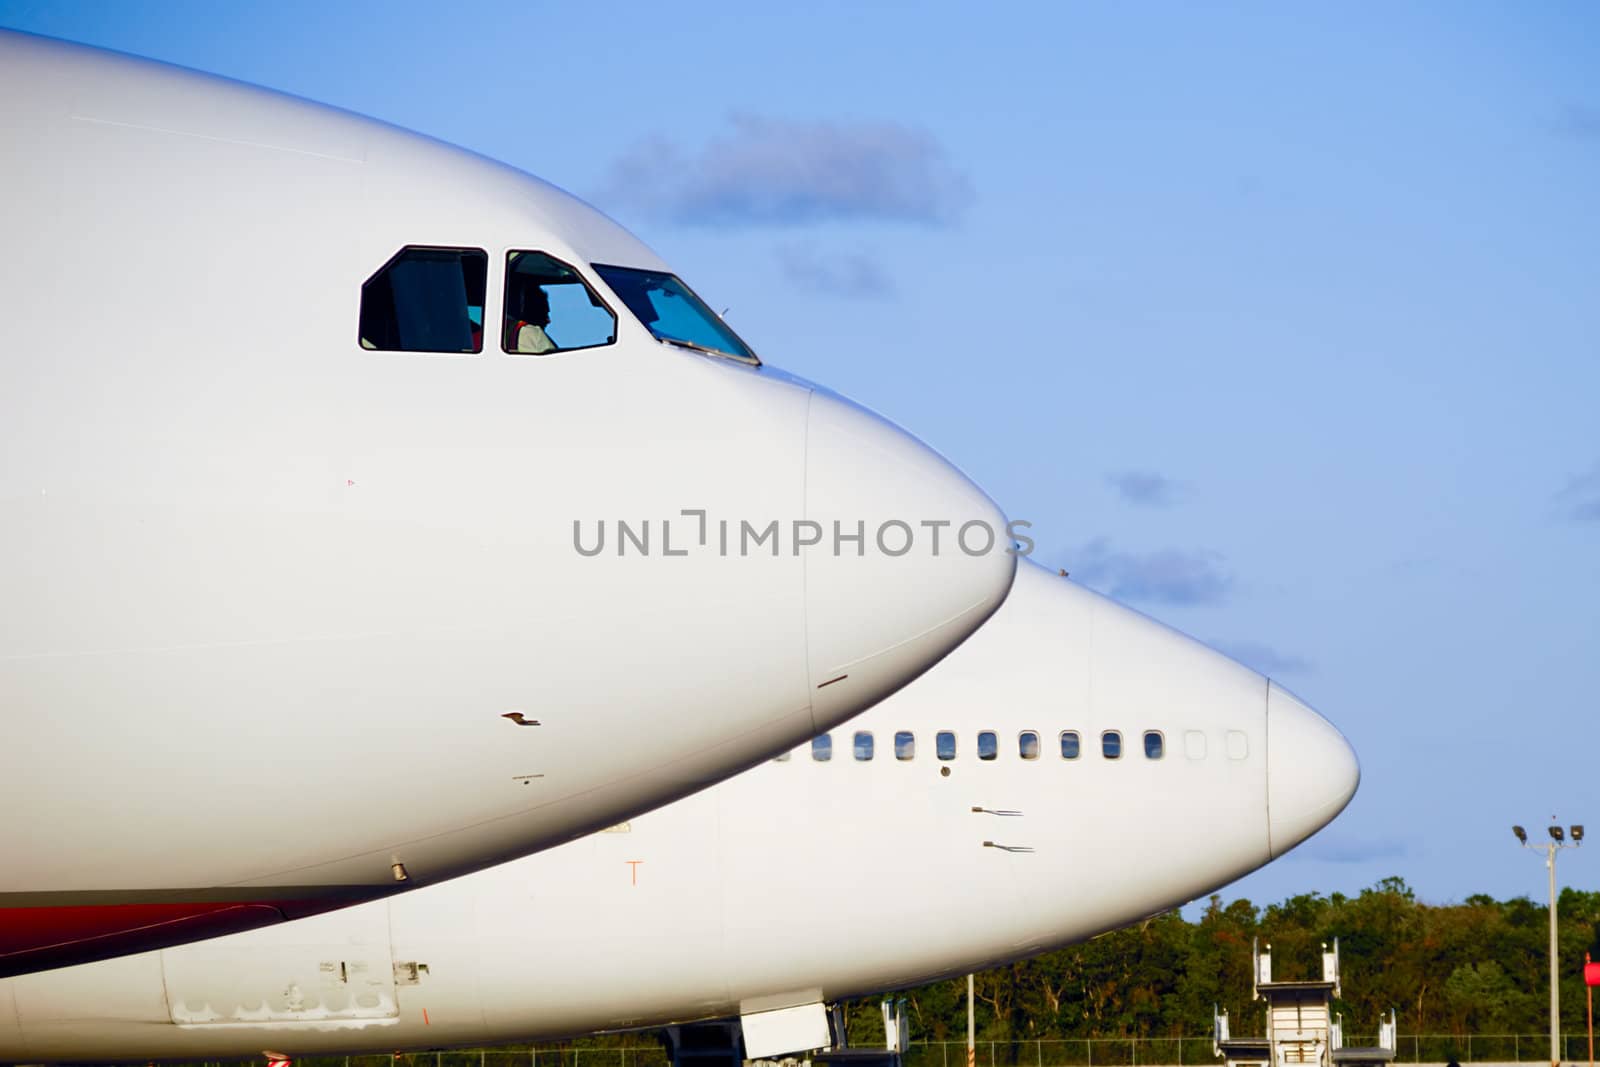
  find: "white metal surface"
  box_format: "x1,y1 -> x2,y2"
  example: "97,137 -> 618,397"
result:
0,562 -> 1360,1060
1267,684 -> 1363,858
740,1002 -> 831,1059
0,27 -> 1014,971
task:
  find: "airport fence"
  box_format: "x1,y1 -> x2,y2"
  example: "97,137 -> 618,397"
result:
150,1034 -> 1600,1067
288,1050 -> 672,1067
904,1035 -> 1595,1067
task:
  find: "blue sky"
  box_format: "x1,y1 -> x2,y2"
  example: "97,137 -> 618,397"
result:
4,1 -> 1597,912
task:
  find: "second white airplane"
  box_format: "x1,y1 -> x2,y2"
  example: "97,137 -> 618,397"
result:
0,562 -> 1359,1062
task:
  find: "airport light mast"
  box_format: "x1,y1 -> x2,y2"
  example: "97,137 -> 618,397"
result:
1513,822 -> 1584,1067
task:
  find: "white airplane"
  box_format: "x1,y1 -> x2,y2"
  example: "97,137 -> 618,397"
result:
0,30 -> 1015,975
0,562 -> 1359,1062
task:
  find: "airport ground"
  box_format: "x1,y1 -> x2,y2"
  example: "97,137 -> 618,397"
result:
76,1034 -> 1596,1067
55,878 -> 1600,1067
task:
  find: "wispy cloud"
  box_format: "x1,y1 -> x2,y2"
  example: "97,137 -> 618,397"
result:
1211,639 -> 1313,677
776,244 -> 895,299
1071,537 -> 1232,606
1107,470 -> 1178,508
1554,461 -> 1600,521
1297,835 -> 1408,865
1559,104 -> 1600,140
604,114 -> 972,228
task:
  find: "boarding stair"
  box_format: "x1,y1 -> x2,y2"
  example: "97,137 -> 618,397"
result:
1214,940 -> 1397,1067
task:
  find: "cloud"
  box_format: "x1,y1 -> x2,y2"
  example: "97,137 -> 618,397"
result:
1071,537 -> 1232,606
1554,461 -> 1600,521
1296,835 -> 1409,865
1211,639 -> 1313,677
1107,470 -> 1178,508
1559,105 -> 1600,140
604,114 -> 972,228
776,245 -> 895,299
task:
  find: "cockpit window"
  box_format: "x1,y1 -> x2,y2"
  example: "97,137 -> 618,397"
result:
360,246 -> 487,353
591,264 -> 758,364
503,252 -> 617,355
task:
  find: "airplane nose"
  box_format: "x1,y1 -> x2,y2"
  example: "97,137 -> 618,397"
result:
802,389 -> 1016,730
1266,681 -> 1360,858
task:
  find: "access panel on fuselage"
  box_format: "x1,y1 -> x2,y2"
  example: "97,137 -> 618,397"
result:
160,905 -> 398,1024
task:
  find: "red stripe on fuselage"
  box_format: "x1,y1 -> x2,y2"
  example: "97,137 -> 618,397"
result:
0,898 -> 353,977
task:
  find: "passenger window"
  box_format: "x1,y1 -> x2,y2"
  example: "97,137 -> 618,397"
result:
360,246 -> 487,353
936,731 -> 957,761
1102,730 -> 1123,759
1226,730 -> 1249,761
854,731 -> 874,761
895,731 -> 915,761
812,734 -> 832,762
1019,731 -> 1040,760
1060,731 -> 1081,760
774,750 -> 791,762
1144,731 -> 1164,760
1185,731 -> 1207,760
503,251 -> 617,355
978,731 -> 997,761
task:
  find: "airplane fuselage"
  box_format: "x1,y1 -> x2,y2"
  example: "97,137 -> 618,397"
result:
0,563 -> 1358,1059
0,29 -> 1015,975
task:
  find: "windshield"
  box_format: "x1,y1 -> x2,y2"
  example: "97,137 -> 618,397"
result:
592,264 -> 758,363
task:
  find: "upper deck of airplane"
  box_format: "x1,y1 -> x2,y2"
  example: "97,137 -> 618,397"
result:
0,29 -> 672,276
0,27 -> 1017,978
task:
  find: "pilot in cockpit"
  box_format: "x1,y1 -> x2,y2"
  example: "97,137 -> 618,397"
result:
506,280 -> 556,354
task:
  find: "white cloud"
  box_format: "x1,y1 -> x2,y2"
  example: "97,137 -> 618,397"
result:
1071,537 -> 1232,606
604,114 -> 972,228
1107,470 -> 1178,508
1555,461 -> 1600,521
776,244 -> 894,299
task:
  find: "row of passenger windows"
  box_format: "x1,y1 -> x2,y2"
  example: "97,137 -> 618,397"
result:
356,246 -> 757,361
780,729 -> 1251,763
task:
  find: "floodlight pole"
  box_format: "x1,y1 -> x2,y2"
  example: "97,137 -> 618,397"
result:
1551,842 -> 1560,1067
967,973 -> 976,1067
1518,826 -> 1581,1067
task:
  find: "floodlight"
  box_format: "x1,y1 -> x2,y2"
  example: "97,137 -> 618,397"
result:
1572,825 -> 1584,843
1513,825 -> 1527,844
1549,825 -> 1565,842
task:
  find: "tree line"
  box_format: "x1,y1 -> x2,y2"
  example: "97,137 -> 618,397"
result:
838,878 -> 1600,1044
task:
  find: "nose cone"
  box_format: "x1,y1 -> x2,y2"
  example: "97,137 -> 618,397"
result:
1266,681 -> 1360,858
803,389 -> 1016,730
